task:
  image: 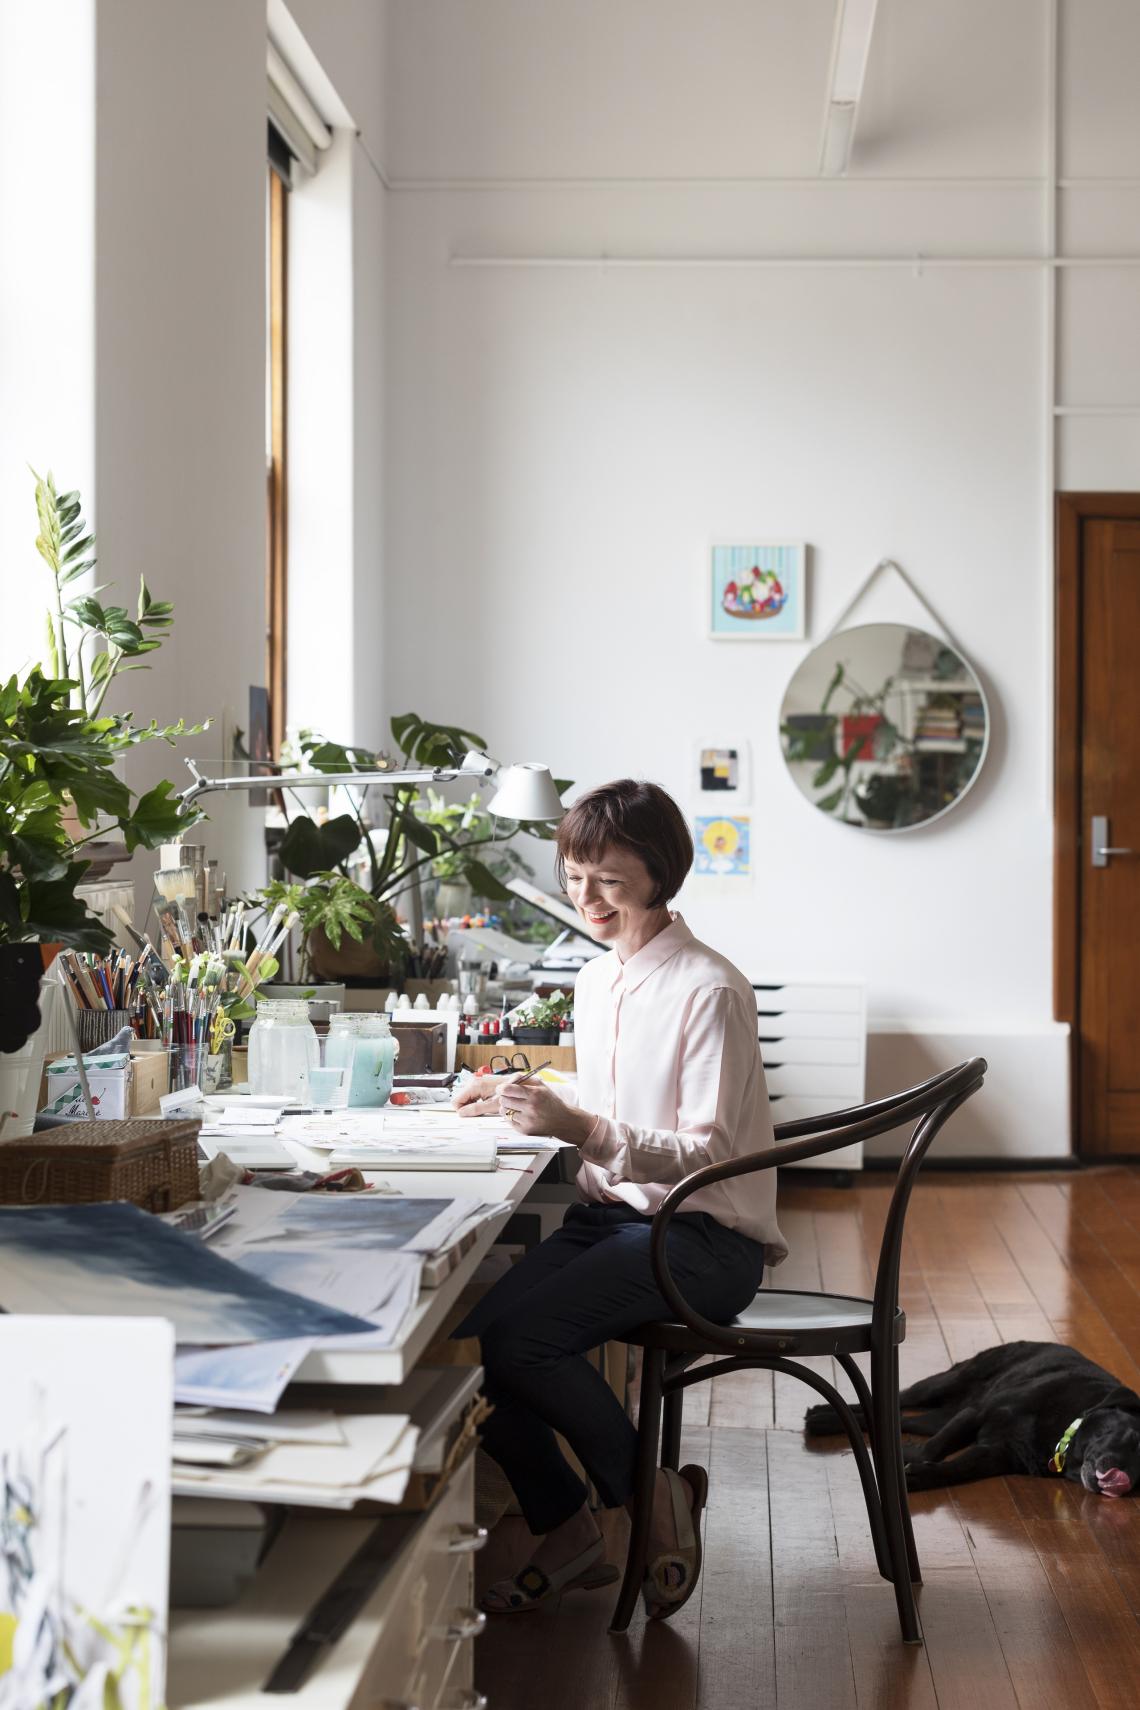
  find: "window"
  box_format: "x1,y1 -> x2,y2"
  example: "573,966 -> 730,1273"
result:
266,140 -> 289,760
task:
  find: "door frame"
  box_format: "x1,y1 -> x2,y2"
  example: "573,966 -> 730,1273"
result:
1054,492 -> 1140,1151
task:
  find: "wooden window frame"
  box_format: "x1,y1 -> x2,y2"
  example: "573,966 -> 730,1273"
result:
267,166 -> 288,759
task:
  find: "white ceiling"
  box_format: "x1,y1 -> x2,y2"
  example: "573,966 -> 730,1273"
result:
383,0 -> 1056,182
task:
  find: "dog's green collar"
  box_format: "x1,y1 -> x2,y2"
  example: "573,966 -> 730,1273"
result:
1050,1416 -> 1084,1474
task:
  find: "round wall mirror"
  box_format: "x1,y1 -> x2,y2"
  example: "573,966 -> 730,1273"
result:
780,623 -> 989,833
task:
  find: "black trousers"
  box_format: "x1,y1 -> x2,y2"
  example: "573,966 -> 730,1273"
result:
455,1202 -> 767,1535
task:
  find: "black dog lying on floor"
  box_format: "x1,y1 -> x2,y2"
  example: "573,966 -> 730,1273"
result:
804,1340 -> 1140,1495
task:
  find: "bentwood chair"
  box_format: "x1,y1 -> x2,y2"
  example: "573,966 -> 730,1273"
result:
610,1057 -> 987,1645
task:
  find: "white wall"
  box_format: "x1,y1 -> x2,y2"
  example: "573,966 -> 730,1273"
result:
0,0 -> 95,681
380,0 -> 1140,1157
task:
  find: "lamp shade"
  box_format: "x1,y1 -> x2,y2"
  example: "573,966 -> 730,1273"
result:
486,764 -> 565,822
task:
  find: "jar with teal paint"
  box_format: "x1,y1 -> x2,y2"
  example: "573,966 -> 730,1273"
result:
325,1012 -> 399,1107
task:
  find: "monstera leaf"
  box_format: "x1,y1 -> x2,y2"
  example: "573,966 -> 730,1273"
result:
278,813 -> 363,879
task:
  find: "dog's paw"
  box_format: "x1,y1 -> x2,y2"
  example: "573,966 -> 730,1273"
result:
904,1459 -> 943,1490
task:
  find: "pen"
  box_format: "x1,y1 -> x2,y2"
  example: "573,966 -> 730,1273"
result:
511,1060 -> 552,1085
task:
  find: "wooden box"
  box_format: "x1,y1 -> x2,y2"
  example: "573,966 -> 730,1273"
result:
0,1118 -> 201,1212
39,1044 -> 171,1118
455,1041 -> 576,1073
391,1021 -> 447,1075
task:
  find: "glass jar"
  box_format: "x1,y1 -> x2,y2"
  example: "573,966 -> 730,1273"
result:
247,998 -> 319,1102
325,1012 -> 400,1107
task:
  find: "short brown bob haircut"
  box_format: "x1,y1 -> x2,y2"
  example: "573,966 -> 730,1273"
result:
555,780 -> 694,908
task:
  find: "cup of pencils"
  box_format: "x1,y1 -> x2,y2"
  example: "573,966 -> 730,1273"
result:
58,949 -> 166,1045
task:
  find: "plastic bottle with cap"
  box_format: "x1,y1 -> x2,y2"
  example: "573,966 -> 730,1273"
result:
413,993 -> 431,1011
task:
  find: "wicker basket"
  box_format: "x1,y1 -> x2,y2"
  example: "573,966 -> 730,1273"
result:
0,1119 -> 201,1212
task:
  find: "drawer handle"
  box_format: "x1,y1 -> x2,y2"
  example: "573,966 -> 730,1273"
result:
435,1606 -> 487,1642
376,1702 -> 423,1710
439,1694 -> 488,1710
446,1524 -> 489,1555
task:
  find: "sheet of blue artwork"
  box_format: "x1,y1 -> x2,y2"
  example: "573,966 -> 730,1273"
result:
0,1203 -> 376,1345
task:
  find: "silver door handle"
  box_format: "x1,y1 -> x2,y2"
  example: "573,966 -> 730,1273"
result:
1091,816 -> 1136,867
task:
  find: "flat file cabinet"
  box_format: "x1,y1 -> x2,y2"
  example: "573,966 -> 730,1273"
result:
752,981 -> 866,1173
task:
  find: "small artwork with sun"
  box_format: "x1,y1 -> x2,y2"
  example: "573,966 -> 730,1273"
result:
692,815 -> 751,880
709,543 -> 805,640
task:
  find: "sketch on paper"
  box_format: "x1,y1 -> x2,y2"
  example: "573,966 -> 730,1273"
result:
0,1317 -> 172,1710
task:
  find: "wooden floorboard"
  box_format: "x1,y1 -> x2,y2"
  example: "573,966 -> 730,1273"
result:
474,1167 -> 1140,1710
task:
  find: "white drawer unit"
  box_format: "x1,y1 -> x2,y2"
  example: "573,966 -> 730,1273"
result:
752,981 -> 867,1173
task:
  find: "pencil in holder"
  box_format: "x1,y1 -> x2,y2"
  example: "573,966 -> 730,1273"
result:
170,1042 -> 208,1094
75,1008 -> 132,1053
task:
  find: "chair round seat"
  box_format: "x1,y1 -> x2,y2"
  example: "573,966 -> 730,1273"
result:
629,1288 -> 905,1356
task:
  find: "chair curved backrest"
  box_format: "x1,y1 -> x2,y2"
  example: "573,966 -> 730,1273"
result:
648,1057 -> 987,1353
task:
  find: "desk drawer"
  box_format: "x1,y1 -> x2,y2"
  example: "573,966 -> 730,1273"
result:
357,1457 -> 481,1708
753,983 -> 863,1013
765,1063 -> 863,1097
759,1036 -> 862,1066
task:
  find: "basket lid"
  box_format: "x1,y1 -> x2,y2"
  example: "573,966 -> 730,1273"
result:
0,1119 -> 201,1160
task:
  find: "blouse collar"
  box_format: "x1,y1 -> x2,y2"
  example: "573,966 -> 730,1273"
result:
608,912 -> 694,993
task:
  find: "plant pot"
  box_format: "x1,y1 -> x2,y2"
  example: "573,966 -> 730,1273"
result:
512,1025 -> 560,1046
308,926 -> 394,984
0,966 -> 62,1140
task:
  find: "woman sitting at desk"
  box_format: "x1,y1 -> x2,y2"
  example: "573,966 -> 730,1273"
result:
454,779 -> 787,1619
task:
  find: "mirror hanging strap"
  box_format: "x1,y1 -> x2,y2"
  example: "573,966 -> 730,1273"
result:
821,557 -> 967,655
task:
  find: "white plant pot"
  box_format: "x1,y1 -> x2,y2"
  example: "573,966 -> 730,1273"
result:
0,980 -> 62,1140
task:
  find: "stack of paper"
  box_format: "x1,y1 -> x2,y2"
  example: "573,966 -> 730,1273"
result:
171,1410 -> 421,1507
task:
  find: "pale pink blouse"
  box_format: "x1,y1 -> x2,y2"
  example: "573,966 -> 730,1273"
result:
570,914 -> 788,1263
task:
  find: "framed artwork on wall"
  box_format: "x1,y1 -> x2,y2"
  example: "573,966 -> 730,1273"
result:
709,541 -> 806,640
692,813 -> 752,880
695,741 -> 751,807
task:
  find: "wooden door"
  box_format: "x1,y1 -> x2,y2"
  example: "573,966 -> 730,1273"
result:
1077,517 -> 1140,1152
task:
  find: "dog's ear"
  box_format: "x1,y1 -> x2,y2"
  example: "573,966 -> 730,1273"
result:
1089,1386 -> 1140,1420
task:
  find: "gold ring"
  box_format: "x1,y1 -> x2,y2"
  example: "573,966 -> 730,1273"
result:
504,1107 -> 516,1124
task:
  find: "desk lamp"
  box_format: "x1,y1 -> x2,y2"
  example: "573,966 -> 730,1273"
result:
180,752 -> 565,821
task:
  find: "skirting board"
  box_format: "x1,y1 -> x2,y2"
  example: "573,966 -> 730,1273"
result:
865,1023 -> 1071,1161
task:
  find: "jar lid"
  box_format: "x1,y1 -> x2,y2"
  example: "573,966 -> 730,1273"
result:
329,1011 -> 392,1034
254,998 -> 311,1019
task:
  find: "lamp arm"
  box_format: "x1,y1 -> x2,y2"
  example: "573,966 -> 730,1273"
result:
179,752 -> 496,807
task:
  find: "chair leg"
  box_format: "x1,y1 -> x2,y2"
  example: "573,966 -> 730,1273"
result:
610,1346 -> 665,1634
890,1349 -> 922,1585
773,1356 -> 891,1582
871,1341 -> 923,1645
844,1354 -> 922,1580
661,1386 -> 684,1472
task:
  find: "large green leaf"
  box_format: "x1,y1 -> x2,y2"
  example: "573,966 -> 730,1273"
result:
460,857 -> 514,903
19,867 -> 114,951
122,780 -> 198,851
278,813 -> 363,878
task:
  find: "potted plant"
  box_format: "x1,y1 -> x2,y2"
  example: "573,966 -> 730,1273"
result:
854,772 -> 910,831
415,788 -> 534,919
270,715 -> 568,982
0,475 -> 201,1133
511,991 -> 573,1045
256,873 -> 379,1005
